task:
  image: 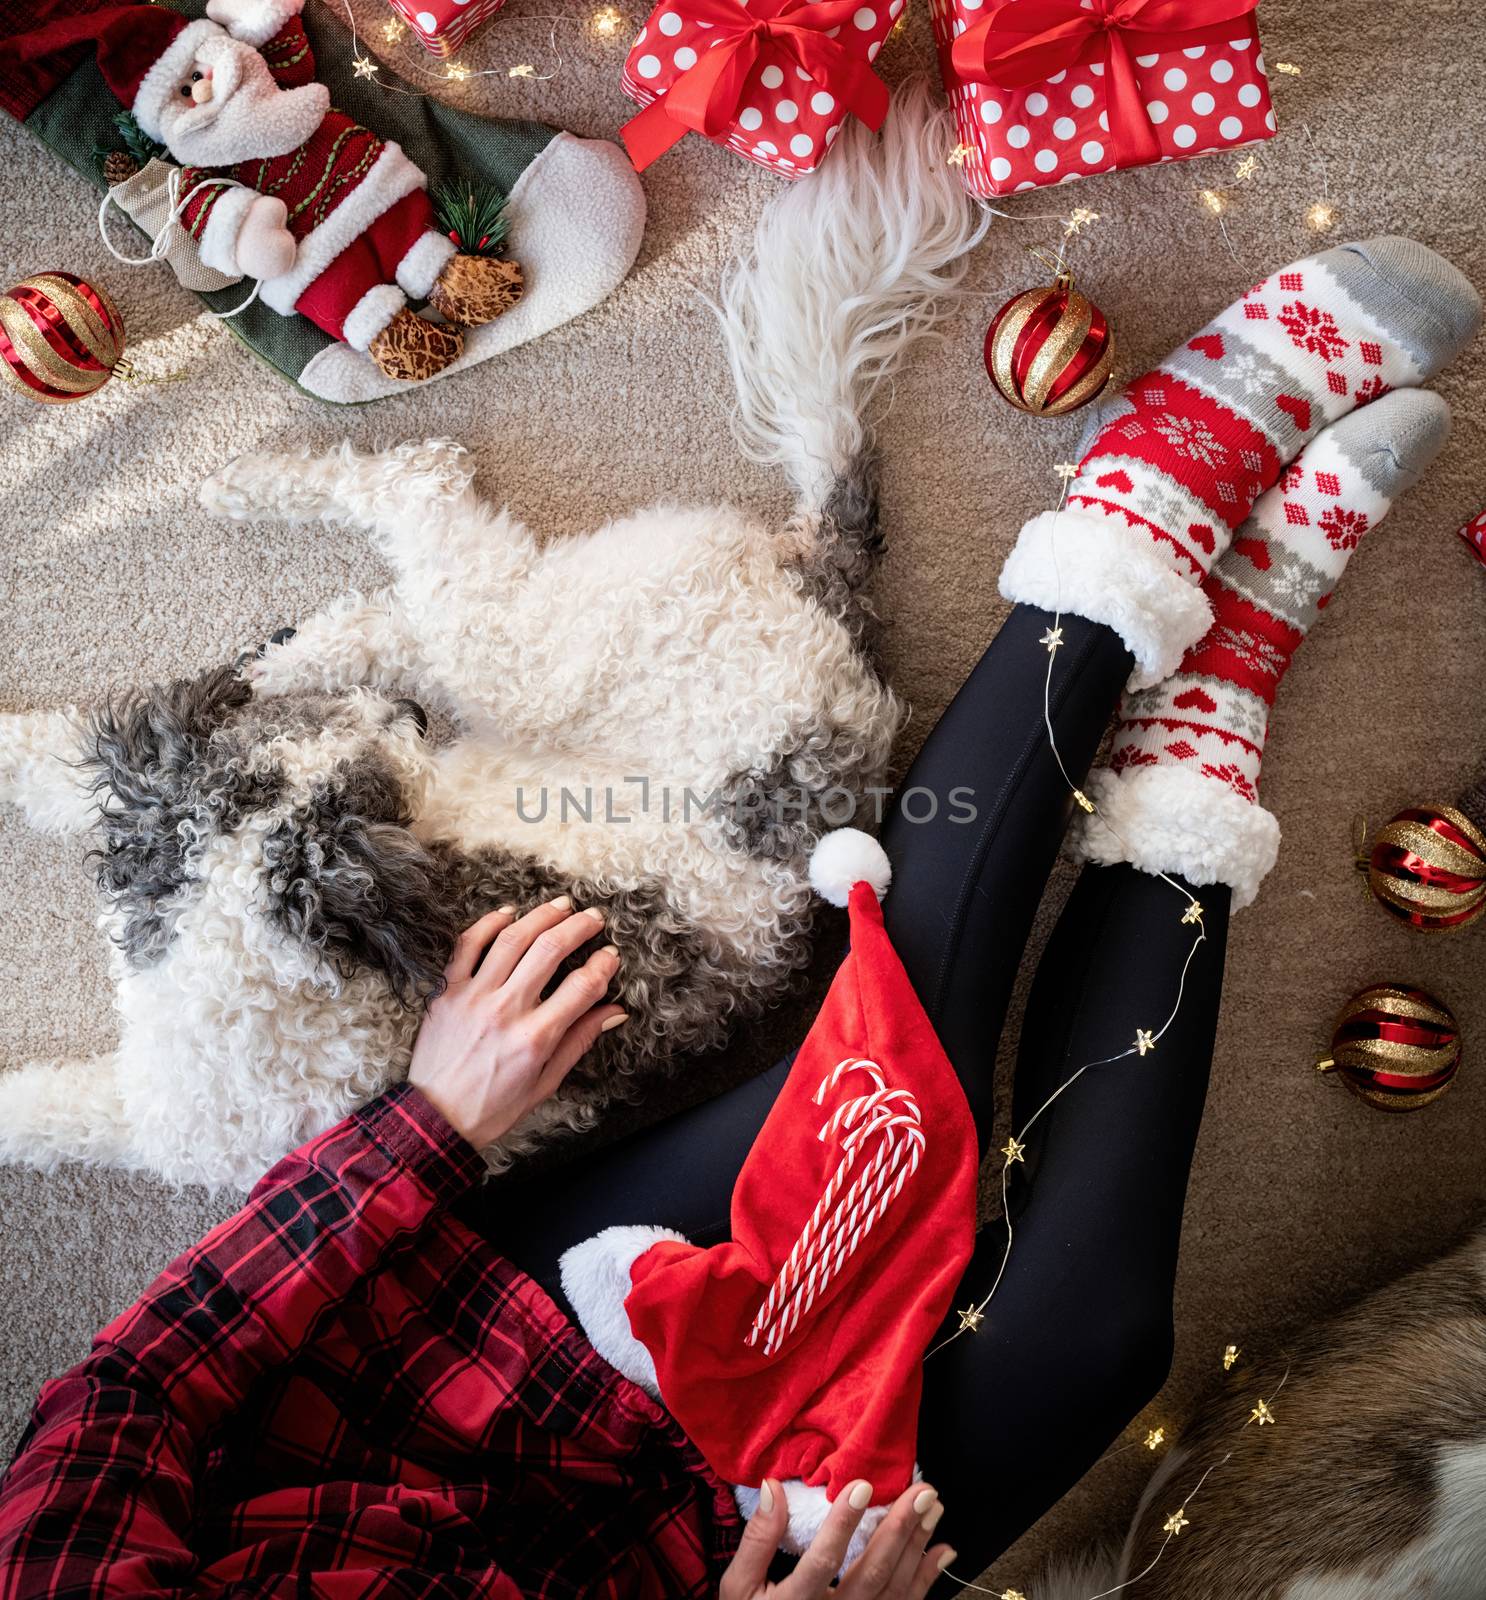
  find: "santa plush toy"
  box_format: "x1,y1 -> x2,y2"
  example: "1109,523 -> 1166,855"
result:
7,1 -> 523,382
561,830 -> 980,1566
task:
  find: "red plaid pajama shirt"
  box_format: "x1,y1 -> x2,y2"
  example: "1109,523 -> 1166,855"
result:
0,1087 -> 742,1598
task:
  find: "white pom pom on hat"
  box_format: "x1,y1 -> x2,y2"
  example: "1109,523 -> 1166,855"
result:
808,828 -> 892,907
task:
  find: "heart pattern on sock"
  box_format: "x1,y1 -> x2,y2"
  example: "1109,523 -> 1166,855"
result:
1173,687 -> 1218,713
1276,394 -> 1312,431
1189,334 -> 1225,361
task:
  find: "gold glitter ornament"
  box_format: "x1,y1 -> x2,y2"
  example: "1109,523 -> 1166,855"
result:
1317,984 -> 1462,1113
1359,804 -> 1486,932
983,269 -> 1115,418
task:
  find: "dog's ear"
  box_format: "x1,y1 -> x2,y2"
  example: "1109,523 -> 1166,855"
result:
262,807 -> 459,1005
86,665 -> 273,966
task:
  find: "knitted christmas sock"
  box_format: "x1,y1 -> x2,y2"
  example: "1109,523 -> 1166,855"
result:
1071,388 -> 1452,907
1000,238 -> 1480,687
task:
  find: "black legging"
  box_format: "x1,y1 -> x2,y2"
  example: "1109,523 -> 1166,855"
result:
467,606 -> 1230,1576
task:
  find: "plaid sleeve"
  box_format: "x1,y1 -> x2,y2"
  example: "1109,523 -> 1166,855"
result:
0,1088 -> 484,1598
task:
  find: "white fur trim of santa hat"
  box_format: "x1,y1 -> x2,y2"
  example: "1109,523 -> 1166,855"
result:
735,1481 -> 895,1572
999,508 -> 1214,690
1068,765 -> 1281,910
132,19 -> 219,143
809,829 -> 891,908
559,1224 -> 687,1397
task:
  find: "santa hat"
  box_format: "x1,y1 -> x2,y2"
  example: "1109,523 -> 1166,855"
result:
1,5 -> 219,143
561,830 -> 978,1561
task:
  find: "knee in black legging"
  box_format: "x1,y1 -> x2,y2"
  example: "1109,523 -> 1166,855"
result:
1078,1306 -> 1174,1430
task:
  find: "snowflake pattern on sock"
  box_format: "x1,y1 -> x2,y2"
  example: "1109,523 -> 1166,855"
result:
1104,397 -> 1423,805
1068,246 -> 1437,597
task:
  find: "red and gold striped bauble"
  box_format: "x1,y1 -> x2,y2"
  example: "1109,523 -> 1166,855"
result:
1362,804 -> 1486,932
1317,984 -> 1461,1112
0,272 -> 125,404
983,271 -> 1115,418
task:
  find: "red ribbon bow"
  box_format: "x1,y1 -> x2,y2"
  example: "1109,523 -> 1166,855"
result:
621,0 -> 891,171
948,0 -> 1261,168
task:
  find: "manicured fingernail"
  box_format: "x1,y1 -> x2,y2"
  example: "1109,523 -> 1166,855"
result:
759,1480 -> 774,1515
497,904 -> 516,915
913,1488 -> 937,1516
921,1501 -> 944,1536
600,1012 -> 629,1032
937,1549 -> 957,1573
549,894 -> 571,910
848,1481 -> 873,1510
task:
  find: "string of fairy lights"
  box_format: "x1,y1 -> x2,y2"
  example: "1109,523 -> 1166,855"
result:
923,83 -> 1344,1573
334,0 -> 631,89
927,457 -> 1296,1600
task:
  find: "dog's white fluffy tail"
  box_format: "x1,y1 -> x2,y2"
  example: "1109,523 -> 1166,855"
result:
713,77 -> 988,512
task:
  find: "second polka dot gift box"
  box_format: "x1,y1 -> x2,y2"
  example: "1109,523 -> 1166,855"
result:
384,0 -> 509,57
619,0 -> 895,178
933,0 -> 1276,199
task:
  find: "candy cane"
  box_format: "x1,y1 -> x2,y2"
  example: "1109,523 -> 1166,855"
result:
746,1057 -> 925,1356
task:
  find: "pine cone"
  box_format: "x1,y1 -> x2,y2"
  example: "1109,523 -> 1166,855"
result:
427,254 -> 524,328
103,151 -> 139,187
367,309 -> 464,383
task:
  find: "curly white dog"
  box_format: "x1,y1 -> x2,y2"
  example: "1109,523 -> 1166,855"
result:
0,84 -> 985,1188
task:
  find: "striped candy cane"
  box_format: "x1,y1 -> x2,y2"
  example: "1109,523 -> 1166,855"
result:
746,1058 -> 925,1357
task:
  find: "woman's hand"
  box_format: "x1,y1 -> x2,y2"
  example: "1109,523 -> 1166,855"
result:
721,1479 -> 954,1600
408,898 -> 626,1149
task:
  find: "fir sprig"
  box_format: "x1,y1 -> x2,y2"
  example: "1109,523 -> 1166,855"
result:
432,182 -> 510,256
93,109 -> 167,173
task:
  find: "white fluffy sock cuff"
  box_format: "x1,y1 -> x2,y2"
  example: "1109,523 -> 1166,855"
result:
1069,765 -> 1281,909
397,231 -> 458,301
999,509 -> 1214,689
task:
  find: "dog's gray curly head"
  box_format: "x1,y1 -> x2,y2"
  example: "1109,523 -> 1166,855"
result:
86,666 -> 456,1004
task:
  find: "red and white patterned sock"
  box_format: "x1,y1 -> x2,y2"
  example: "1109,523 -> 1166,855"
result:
1000,237 -> 1479,688
1072,389 -> 1452,907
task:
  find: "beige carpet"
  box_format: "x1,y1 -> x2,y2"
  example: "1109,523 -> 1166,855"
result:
2,0 -> 1484,1588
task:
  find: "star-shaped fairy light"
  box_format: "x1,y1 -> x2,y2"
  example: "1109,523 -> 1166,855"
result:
1001,1591 -> 1028,1600
1163,1509 -> 1190,1536
591,4 -> 624,34
1223,1344 -> 1241,1371
957,1306 -> 985,1335
1054,461 -> 1080,481
1250,1398 -> 1276,1426
446,60 -> 473,80
1063,207 -> 1099,237
507,62 -> 536,77
1002,1136 -> 1026,1166
381,16 -> 406,42
352,54 -> 379,79
1274,60 -> 1302,75
947,143 -> 973,167
1234,153 -> 1260,181
1182,901 -> 1204,926
1039,626 -> 1064,653
1072,789 -> 1096,814
1145,1427 -> 1166,1450
1135,1029 -> 1156,1057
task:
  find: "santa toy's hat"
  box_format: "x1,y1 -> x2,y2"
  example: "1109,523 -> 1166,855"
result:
1,5 -> 218,142
561,830 -> 978,1563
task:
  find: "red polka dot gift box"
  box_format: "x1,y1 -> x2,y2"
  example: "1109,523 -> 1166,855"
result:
619,0 -> 897,178
932,0 -> 1277,199
385,0 -> 508,57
